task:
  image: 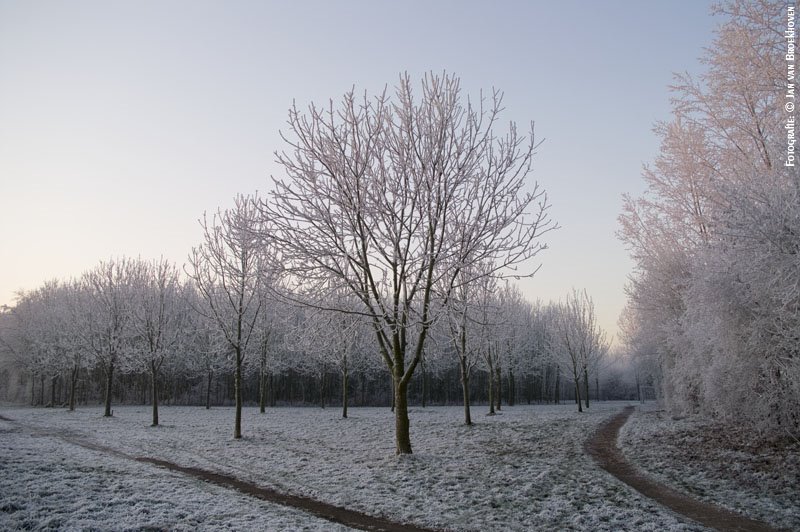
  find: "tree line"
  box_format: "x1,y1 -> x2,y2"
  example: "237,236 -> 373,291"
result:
0,254 -> 623,431
619,0 -> 800,439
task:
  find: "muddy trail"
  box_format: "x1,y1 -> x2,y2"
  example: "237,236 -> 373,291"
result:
0,413 -> 434,532
585,407 -> 780,532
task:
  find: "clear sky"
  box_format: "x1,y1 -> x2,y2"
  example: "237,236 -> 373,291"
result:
0,0 -> 716,341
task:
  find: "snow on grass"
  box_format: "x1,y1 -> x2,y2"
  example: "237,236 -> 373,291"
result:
618,405 -> 800,530
2,402 -> 705,531
0,418 -> 353,531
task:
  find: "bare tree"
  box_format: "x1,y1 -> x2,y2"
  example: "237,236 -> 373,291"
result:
187,195 -> 266,439
129,258 -> 187,427
556,289 -> 607,413
83,259 -> 137,417
266,72 -> 554,454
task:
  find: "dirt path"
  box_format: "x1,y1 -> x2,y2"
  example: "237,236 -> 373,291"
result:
0,413 -> 434,532
585,406 -> 779,532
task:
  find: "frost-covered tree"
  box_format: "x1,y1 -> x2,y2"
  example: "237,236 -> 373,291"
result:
441,263 -> 492,425
555,289 -> 607,413
266,72 -> 553,454
619,0 -> 798,436
83,259 -> 137,417
187,194 -> 267,439
129,258 -> 188,426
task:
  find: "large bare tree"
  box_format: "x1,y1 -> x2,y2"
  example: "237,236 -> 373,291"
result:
266,72 -> 554,454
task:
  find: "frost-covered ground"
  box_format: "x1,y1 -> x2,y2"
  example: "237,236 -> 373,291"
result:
2,402 -> 706,531
619,405 -> 800,530
0,417 -> 352,531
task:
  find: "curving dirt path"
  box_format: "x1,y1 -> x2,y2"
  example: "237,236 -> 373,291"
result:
585,406 -> 779,532
0,413 -> 434,532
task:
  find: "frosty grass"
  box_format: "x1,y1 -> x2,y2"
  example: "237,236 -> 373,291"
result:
2,401 -> 788,531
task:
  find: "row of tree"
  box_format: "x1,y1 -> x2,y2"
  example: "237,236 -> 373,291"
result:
619,0 -> 800,438
0,252 -> 615,428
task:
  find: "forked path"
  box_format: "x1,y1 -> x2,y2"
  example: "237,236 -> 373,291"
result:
585,407 -> 779,532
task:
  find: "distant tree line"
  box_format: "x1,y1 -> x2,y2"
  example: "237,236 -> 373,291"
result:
0,255 -> 628,424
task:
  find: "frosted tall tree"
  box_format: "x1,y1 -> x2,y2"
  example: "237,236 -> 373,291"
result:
188,195 -> 266,439
266,72 -> 553,453
556,289 -> 607,412
83,259 -> 137,417
129,258 -> 187,427
442,263 -> 492,425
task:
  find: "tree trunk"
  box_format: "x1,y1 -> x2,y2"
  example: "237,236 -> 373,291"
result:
104,362 -> 115,417
495,365 -> 502,412
360,372 -> 366,406
508,368 -> 515,407
595,374 -> 600,402
206,370 -> 213,409
394,376 -> 412,454
259,347 -> 267,413
487,357 -> 495,415
574,376 -> 583,413
390,374 -> 395,412
49,374 -> 57,407
421,358 -> 427,408
234,349 -> 243,439
259,370 -> 266,414
459,355 -> 472,425
342,363 -> 349,419
30,374 -> 35,406
68,364 -> 78,411
583,366 -> 590,409
151,362 -> 159,427
319,372 -> 326,409
553,366 -> 560,405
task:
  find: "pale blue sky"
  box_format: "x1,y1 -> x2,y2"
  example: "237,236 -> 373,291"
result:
0,0 -> 716,340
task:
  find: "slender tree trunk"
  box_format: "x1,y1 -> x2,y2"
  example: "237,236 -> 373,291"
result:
49,374 -> 57,407
270,373 -> 276,407
342,363 -> 349,419
69,364 -> 79,411
508,368 -> 515,407
30,374 -> 35,406
574,375 -> 583,413
421,358 -> 427,408
259,370 -> 266,414
487,357 -> 495,415
259,346 -> 267,413
104,361 -> 115,417
495,365 -> 502,412
583,366 -> 590,409
151,362 -> 159,427
206,370 -> 213,409
460,355 -> 472,426
234,349 -> 243,439
554,366 -> 560,405
360,372 -> 366,407
319,372 -> 326,409
595,374 -> 600,402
